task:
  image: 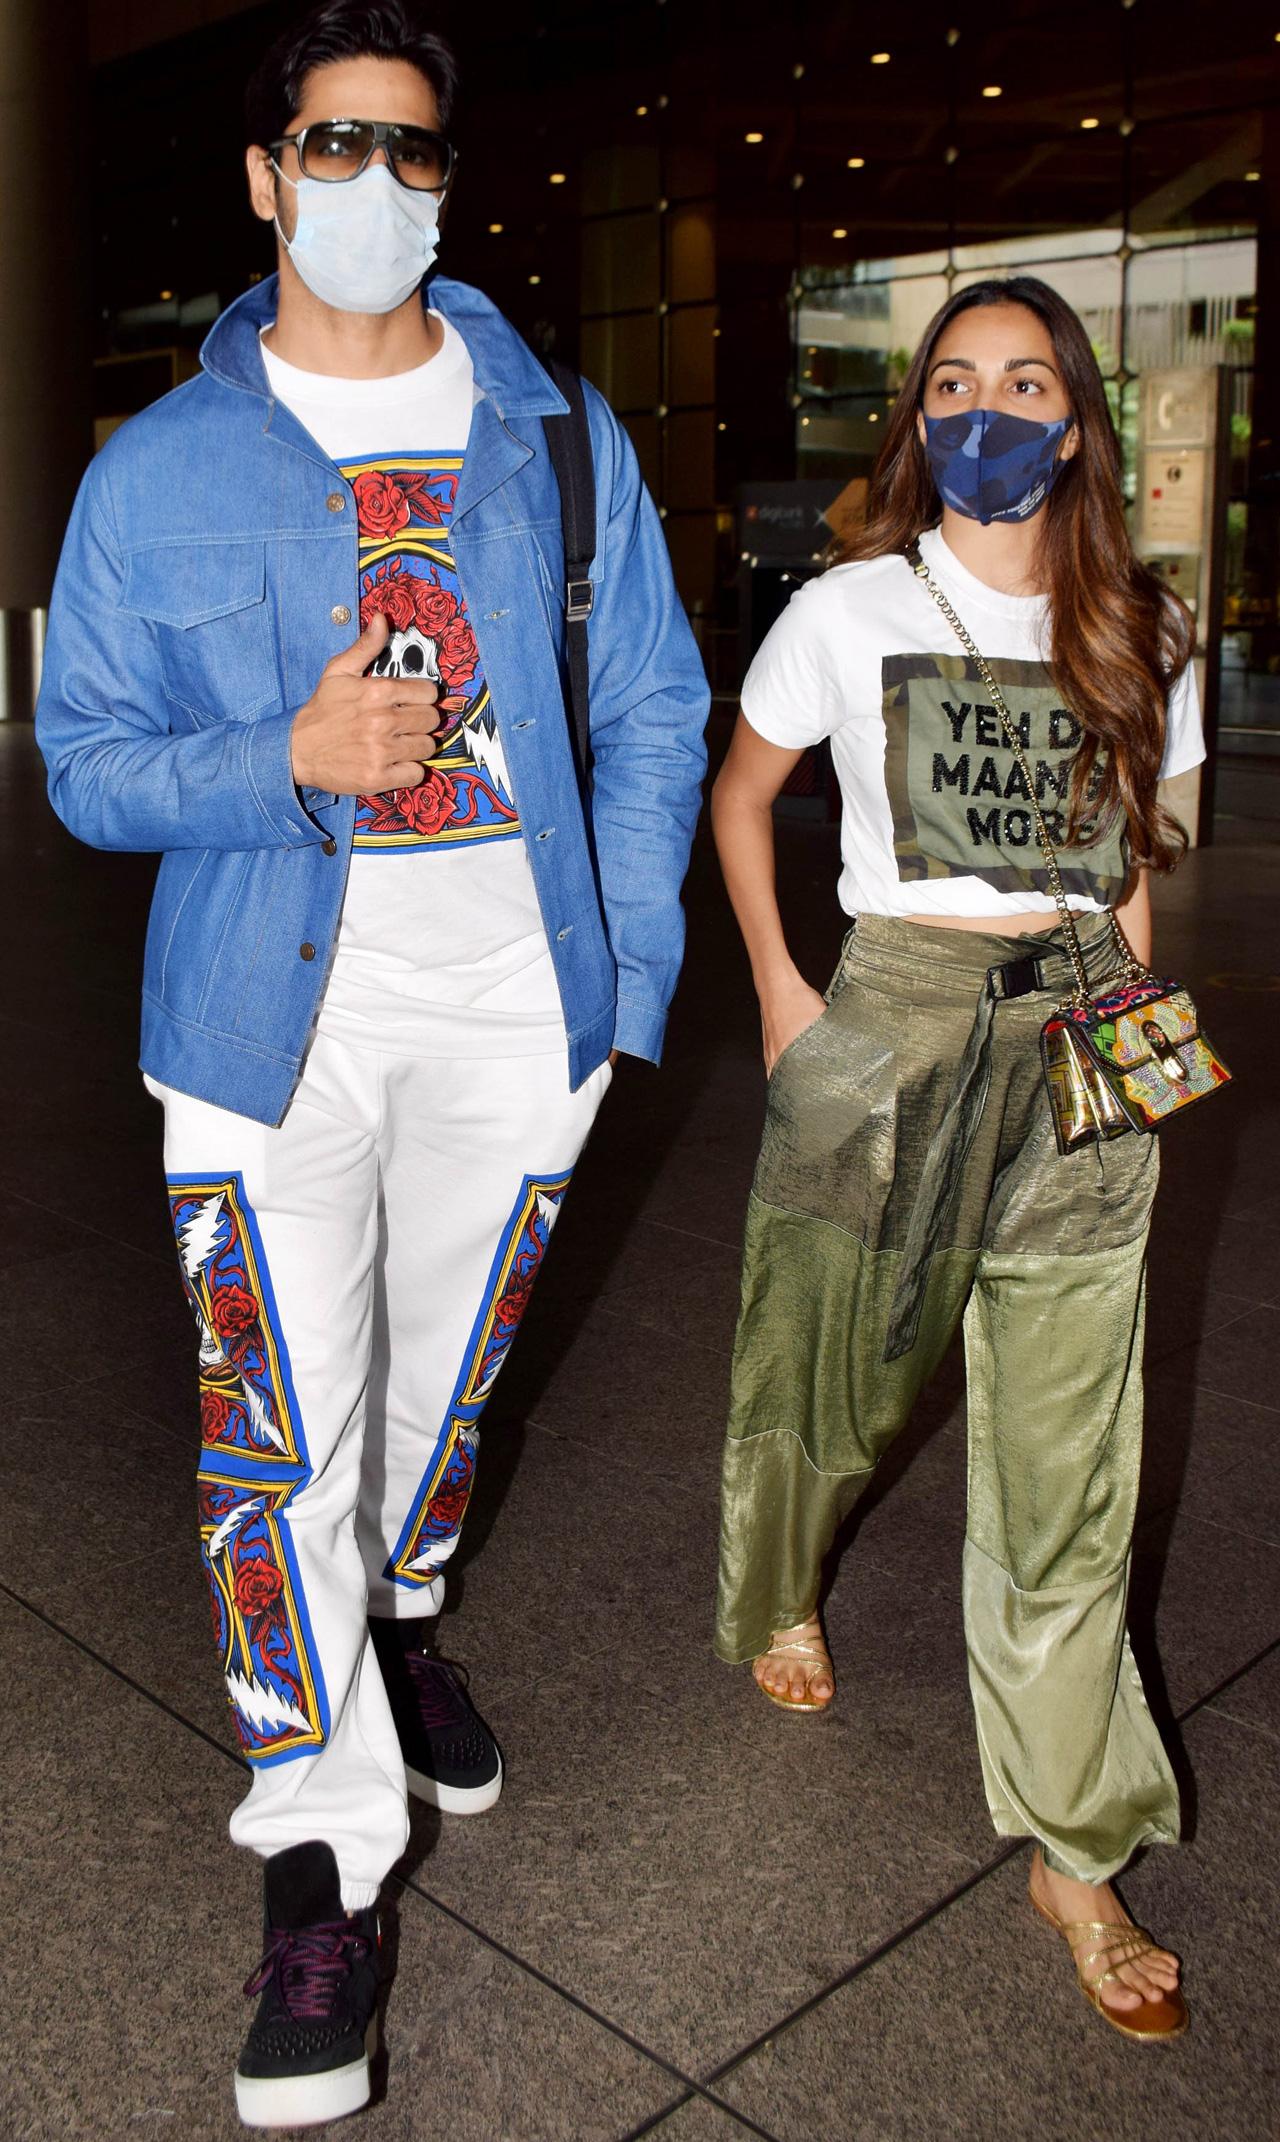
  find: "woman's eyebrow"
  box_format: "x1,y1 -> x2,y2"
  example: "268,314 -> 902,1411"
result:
926,354 -> 1060,378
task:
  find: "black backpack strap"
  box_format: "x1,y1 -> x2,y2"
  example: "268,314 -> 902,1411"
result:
543,358 -> 596,792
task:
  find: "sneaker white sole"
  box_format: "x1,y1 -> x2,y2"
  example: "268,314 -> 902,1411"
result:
405,1753 -> 503,1814
235,2026 -> 373,2129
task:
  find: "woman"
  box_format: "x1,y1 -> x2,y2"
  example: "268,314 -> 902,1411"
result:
713,276 -> 1200,2040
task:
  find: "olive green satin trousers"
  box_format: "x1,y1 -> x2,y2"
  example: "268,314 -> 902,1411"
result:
715,913 -> 1181,1882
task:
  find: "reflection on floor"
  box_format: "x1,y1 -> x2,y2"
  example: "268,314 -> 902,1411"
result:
2,724 -> 1277,2140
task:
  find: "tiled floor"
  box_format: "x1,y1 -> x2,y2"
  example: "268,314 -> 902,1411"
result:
2,721 -> 1277,2140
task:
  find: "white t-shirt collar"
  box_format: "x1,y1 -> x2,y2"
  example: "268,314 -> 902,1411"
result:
258,311 -> 469,408
917,524 -> 1050,628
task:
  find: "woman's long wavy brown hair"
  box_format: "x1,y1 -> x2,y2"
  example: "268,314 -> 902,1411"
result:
832,274 -> 1193,869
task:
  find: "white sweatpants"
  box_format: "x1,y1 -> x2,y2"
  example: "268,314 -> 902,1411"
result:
151,1033 -> 609,1905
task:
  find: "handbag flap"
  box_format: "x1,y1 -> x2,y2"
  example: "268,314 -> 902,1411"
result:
1093,987 -> 1200,1070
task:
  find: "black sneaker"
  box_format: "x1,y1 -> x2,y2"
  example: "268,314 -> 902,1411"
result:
368,1615 -> 504,1815
234,1840 -> 380,2130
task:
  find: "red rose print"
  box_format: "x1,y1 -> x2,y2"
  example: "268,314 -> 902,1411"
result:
426,1486 -> 470,1534
436,616 -> 479,695
233,1559 -> 285,1618
412,582 -> 459,638
399,470 -> 454,524
493,1269 -> 533,1334
361,578 -> 417,634
211,1279 -> 259,1342
395,771 -> 458,837
353,470 -> 410,540
201,1389 -> 235,1445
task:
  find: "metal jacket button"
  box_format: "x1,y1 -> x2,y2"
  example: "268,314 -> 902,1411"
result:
330,603 -> 351,626
326,493 -> 346,512
321,838 -> 337,855
299,942 -> 316,961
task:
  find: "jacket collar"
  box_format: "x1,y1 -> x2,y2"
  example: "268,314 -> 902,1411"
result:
199,272 -> 569,423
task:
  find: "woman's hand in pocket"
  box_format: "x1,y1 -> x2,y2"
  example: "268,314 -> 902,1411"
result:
761,978 -> 830,1076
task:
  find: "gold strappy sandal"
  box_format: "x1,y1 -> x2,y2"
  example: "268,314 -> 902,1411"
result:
1030,1886 -> 1189,2042
752,1617 -> 835,1713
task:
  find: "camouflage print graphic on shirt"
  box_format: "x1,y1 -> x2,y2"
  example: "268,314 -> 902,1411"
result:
882,651 -> 1128,905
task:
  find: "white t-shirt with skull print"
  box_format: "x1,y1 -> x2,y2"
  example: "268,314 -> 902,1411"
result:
261,321 -> 565,1057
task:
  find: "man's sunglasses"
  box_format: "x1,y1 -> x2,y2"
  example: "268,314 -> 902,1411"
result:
269,120 -> 455,193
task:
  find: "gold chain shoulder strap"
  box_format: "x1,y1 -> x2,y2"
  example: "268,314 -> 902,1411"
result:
905,539 -> 1143,1007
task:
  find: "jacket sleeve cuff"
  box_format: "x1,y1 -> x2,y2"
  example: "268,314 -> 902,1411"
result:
612,996 -> 667,1065
243,710 -> 332,844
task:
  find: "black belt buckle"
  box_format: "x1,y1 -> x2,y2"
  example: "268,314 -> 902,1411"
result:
990,951 -> 1046,1002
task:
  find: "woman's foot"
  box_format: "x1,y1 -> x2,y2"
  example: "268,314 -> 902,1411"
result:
752,1616 -> 835,1711
1029,1848 -> 1186,2037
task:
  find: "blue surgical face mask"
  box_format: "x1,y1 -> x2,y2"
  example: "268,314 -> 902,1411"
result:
922,406 -> 1073,525
273,160 -> 441,314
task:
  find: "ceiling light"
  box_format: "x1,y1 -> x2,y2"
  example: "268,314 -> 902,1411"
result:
488,221 -> 504,234
868,411 -> 879,422
832,227 -> 848,239
1245,169 -> 1262,181
982,85 -> 1002,98
1081,116 -> 1100,129
870,52 -> 891,65
528,273 -> 541,285
549,172 -> 566,185
636,104 -> 649,116
745,130 -> 764,143
847,156 -> 866,169
159,289 -> 174,301
718,421 -> 727,432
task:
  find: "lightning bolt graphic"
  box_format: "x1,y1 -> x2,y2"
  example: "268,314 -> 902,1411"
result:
406,1533 -> 461,1573
225,1671 -> 312,1736
534,1191 -> 562,1236
461,707 -> 513,801
178,1193 -> 226,1277
239,1378 -> 287,1455
207,1497 -> 262,1559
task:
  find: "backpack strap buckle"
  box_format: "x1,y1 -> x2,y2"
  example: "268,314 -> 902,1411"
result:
566,576 -> 595,623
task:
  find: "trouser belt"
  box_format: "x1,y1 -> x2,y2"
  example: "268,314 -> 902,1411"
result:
882,928 -> 1117,1363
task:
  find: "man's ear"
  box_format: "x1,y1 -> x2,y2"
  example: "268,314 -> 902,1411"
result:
245,145 -> 278,225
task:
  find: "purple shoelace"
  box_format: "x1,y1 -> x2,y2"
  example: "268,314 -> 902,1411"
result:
243,1923 -> 372,2020
405,1652 -> 473,1734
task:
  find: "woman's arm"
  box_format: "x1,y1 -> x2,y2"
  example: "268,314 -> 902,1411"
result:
1114,866 -> 1153,967
711,715 -> 830,1072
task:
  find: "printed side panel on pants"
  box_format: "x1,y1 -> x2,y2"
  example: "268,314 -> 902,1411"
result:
385,1168 -> 573,1588
169,1172 -> 331,1764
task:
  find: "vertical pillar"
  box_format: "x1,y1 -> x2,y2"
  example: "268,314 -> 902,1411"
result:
1243,110 -> 1280,622
0,0 -> 92,717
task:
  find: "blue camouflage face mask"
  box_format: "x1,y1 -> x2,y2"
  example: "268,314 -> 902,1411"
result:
922,407 -> 1074,525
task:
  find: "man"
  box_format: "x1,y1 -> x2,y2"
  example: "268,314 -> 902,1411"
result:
37,2 -> 707,2125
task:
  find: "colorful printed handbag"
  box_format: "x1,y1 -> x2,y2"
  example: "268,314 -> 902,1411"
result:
907,541 -> 1232,1157
1040,962 -> 1231,1154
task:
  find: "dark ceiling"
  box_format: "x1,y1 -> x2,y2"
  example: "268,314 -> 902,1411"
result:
90,1 -> 1280,348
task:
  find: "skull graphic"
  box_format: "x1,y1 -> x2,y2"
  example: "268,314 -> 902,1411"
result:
371,624 -> 442,683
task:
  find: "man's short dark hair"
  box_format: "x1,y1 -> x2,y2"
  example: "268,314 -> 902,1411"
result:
245,0 -> 459,146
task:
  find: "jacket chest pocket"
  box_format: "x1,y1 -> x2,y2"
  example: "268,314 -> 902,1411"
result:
121,540 -> 280,721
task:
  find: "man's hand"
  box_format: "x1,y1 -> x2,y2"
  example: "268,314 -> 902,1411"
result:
290,611 -> 442,794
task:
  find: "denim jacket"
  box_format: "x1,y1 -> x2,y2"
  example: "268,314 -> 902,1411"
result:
36,275 -> 709,1124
